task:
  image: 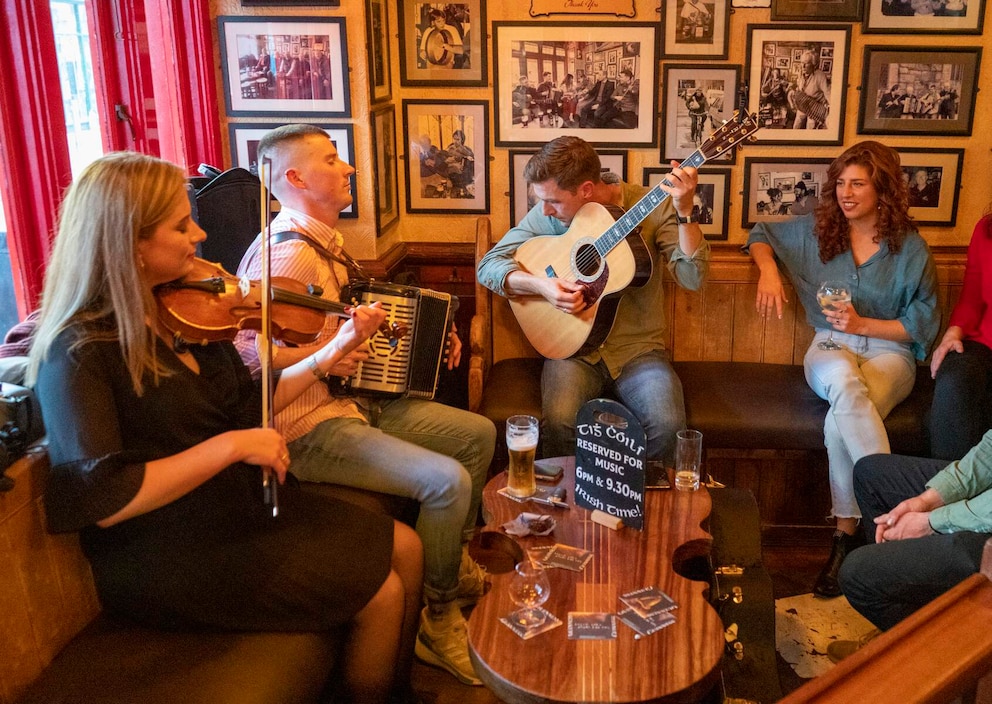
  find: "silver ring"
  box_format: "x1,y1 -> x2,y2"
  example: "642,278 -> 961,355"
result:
281,453 -> 290,463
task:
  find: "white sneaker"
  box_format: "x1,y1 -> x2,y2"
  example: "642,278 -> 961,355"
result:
415,605 -> 482,686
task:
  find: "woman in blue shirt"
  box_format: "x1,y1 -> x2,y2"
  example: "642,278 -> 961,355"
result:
746,141 -> 940,598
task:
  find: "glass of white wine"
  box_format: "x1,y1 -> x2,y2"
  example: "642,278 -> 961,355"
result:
507,557 -> 551,629
817,280 -> 851,351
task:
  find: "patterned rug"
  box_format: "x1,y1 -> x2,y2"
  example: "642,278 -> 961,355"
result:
775,593 -> 877,678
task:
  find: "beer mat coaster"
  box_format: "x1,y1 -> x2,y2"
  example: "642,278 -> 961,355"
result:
500,608 -> 562,640
567,612 -> 618,640
542,544 -> 593,571
527,545 -> 557,563
497,485 -> 565,505
618,607 -> 677,637
501,512 -> 556,537
620,586 -> 678,618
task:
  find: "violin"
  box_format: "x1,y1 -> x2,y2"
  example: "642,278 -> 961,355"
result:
154,257 -> 406,346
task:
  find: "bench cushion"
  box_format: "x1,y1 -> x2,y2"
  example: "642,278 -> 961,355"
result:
16,615 -> 340,704
478,357 -> 933,457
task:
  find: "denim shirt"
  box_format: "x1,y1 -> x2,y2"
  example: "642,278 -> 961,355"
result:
746,215 -> 939,360
929,429 -> 992,534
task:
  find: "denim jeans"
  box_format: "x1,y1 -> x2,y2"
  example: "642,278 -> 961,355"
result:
930,339 -> 992,461
288,397 -> 496,603
839,453 -> 990,630
804,331 -> 917,519
541,350 -> 686,464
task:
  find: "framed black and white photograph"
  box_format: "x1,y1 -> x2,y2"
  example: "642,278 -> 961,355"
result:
864,0 -> 985,33
663,0 -> 731,59
402,100 -> 489,214
858,46 -> 981,136
218,16 -> 350,117
241,0 -> 340,4
366,0 -> 392,104
371,105 -> 399,234
746,24 -> 850,145
493,22 -> 657,147
510,149 -> 626,225
742,157 -> 832,228
229,122 -> 357,219
398,0 -> 487,87
897,148 -> 963,226
661,63 -> 741,165
643,167 -> 731,241
772,0 -> 863,20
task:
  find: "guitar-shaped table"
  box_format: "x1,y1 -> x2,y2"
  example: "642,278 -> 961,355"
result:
509,111 -> 759,360
467,459 -> 723,703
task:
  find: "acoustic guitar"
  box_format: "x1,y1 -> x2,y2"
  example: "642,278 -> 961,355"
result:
508,111 -> 760,360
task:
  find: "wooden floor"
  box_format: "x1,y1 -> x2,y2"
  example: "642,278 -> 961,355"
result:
410,541 -> 831,703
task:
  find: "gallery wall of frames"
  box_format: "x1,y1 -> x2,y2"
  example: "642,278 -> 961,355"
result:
213,0 -> 989,258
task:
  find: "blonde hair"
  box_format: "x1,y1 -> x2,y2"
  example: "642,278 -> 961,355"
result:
27,152 -> 188,394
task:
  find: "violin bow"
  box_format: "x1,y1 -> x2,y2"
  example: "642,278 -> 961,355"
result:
259,157 -> 279,518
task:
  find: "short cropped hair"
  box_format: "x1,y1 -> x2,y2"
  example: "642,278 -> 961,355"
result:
523,136 -> 601,192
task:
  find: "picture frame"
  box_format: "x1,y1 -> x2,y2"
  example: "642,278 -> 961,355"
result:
661,63 -> 741,165
365,0 -> 392,104
897,148 -> 964,227
241,0 -> 339,5
229,122 -> 357,219
509,149 -> 627,225
857,46 -> 981,137
402,99 -> 489,214
643,167 -> 731,241
741,157 -> 832,228
397,0 -> 487,87
493,22 -> 657,147
863,0 -> 985,34
218,16 -> 350,117
370,104 -> 400,234
746,24 -> 850,145
771,0 -> 863,21
663,0 -> 731,60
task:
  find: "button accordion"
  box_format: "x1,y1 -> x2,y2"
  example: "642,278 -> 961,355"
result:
331,281 -> 458,400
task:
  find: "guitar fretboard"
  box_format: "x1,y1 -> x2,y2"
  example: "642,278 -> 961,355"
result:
596,150 -> 708,257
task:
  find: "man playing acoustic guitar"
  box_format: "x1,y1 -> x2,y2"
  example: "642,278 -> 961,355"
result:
477,136 -> 710,465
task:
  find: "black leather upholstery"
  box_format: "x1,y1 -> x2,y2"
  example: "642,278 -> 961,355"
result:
192,167 -> 262,274
478,358 -> 934,459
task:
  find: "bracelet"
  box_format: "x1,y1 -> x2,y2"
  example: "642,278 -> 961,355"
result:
306,355 -> 327,380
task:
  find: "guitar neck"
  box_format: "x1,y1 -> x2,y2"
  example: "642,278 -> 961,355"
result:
596,149 -> 708,257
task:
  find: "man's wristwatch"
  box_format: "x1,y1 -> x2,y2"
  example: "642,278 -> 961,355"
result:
675,212 -> 699,224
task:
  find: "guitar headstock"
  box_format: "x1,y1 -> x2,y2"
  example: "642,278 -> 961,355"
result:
699,111 -> 760,162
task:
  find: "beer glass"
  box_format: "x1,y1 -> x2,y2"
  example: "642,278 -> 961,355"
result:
506,415 -> 539,498
675,429 -> 703,492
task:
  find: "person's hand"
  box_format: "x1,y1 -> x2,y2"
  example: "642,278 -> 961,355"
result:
234,427 -> 290,483
327,348 -> 369,378
931,329 -> 964,378
659,160 -> 699,216
537,277 -> 588,313
445,323 -> 462,369
755,269 -> 788,319
824,300 -> 864,334
874,492 -> 940,542
329,302 -> 387,355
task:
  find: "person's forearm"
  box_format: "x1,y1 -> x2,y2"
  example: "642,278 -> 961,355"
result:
850,317 -> 912,343
677,221 -> 704,258
272,337 -> 346,411
749,242 -> 778,273
504,269 -> 547,297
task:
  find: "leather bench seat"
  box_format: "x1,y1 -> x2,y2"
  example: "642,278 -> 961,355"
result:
478,358 -> 934,459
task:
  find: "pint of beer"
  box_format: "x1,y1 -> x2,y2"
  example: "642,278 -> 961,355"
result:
506,414 -> 539,498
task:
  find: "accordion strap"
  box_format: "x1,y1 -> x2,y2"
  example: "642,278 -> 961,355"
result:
270,230 -> 369,281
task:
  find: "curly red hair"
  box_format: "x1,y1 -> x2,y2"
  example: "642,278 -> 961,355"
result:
813,140 -> 915,263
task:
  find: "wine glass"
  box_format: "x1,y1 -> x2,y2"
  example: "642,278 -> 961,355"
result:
817,281 -> 851,351
507,557 -> 551,628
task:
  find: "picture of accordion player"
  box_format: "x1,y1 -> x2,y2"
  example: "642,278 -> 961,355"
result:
789,49 -> 830,130
235,124 -> 497,687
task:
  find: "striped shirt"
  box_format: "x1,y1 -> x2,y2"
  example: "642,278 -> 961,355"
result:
234,207 -> 364,442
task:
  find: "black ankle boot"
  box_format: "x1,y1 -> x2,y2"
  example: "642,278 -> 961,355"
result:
813,530 -> 865,598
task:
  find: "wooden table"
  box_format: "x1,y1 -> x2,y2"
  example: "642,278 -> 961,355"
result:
467,457 -> 724,703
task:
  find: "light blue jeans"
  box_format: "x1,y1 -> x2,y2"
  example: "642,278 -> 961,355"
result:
804,330 -> 917,519
288,397 -> 496,604
541,350 -> 686,464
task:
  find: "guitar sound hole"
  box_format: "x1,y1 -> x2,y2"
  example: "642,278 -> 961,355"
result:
574,243 -> 602,278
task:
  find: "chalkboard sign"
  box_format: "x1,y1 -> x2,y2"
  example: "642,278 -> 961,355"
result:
573,398 -> 646,530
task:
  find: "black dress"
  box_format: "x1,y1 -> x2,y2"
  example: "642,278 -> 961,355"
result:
37,325 -> 393,631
